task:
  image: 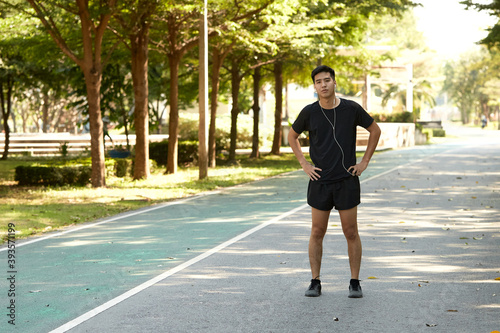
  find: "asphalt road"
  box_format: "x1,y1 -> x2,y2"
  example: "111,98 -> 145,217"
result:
1,124 -> 499,333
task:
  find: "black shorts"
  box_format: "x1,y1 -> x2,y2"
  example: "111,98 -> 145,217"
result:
307,176 -> 360,211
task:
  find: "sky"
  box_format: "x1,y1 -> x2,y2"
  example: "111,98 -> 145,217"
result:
414,0 -> 497,59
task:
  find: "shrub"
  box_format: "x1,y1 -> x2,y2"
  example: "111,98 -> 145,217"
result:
60,142 -> 69,157
115,159 -> 132,178
15,165 -> 91,186
432,129 -> 446,137
149,141 -> 169,166
372,111 -> 413,123
149,140 -> 199,167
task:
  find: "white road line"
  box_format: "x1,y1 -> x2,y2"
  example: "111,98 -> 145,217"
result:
49,203 -> 308,333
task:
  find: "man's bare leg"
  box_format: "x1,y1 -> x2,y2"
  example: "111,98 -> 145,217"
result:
309,208 -> 331,279
339,206 -> 361,280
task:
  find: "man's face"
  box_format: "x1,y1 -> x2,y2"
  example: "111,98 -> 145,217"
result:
314,72 -> 336,99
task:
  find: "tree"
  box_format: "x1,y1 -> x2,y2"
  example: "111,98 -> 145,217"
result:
461,0 -> 500,49
0,66 -> 13,160
380,79 -> 436,121
442,50 -> 488,124
250,66 -> 262,158
22,0 -> 120,187
0,9 -> 68,156
271,61 -> 283,155
151,2 -> 201,174
152,0 -> 272,173
112,0 -> 159,180
208,40 -> 234,166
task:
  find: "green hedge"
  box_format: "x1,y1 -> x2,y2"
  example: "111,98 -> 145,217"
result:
372,111 -> 413,123
15,165 -> 92,186
432,128 -> 446,137
149,140 -> 199,167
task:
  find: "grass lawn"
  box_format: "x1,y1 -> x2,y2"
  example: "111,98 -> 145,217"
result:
0,153 -> 305,243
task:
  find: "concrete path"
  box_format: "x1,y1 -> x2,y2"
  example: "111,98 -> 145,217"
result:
2,124 -> 499,333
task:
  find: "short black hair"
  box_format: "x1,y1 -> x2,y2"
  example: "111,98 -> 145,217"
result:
311,65 -> 335,83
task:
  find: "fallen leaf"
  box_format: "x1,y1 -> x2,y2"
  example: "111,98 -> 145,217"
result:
471,196 -> 477,199
473,237 -> 483,240
495,277 -> 500,281
367,276 -> 378,279
460,237 -> 469,239
448,198 -> 453,201
446,310 -> 458,312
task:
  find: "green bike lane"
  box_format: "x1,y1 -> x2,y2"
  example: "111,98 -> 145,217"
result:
2,140 -> 458,333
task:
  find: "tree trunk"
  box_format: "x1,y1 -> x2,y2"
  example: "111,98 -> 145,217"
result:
228,58 -> 241,162
250,67 -> 261,159
208,48 -> 223,168
0,77 -> 12,160
42,92 -> 49,133
208,45 -> 233,167
130,18 -> 150,180
10,107 -> 16,133
83,66 -> 106,187
166,55 -> 180,174
271,61 -> 283,155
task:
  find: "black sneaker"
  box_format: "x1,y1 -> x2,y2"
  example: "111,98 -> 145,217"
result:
305,279 -> 321,297
348,279 -> 363,298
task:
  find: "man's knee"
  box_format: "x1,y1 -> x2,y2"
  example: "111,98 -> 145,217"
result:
343,227 -> 359,242
311,225 -> 327,240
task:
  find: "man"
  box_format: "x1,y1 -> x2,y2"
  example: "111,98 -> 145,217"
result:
288,65 -> 381,298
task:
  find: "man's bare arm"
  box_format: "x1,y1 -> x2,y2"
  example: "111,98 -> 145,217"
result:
288,128 -> 322,181
348,121 -> 381,176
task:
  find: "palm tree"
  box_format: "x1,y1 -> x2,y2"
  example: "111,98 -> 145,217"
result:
380,79 -> 436,121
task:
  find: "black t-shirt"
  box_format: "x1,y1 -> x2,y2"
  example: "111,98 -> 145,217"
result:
292,98 -> 374,183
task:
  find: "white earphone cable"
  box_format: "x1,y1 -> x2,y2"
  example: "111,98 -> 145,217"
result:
319,102 -> 352,175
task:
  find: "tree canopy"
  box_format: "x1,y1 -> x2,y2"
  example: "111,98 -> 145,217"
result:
1,0 -> 437,182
